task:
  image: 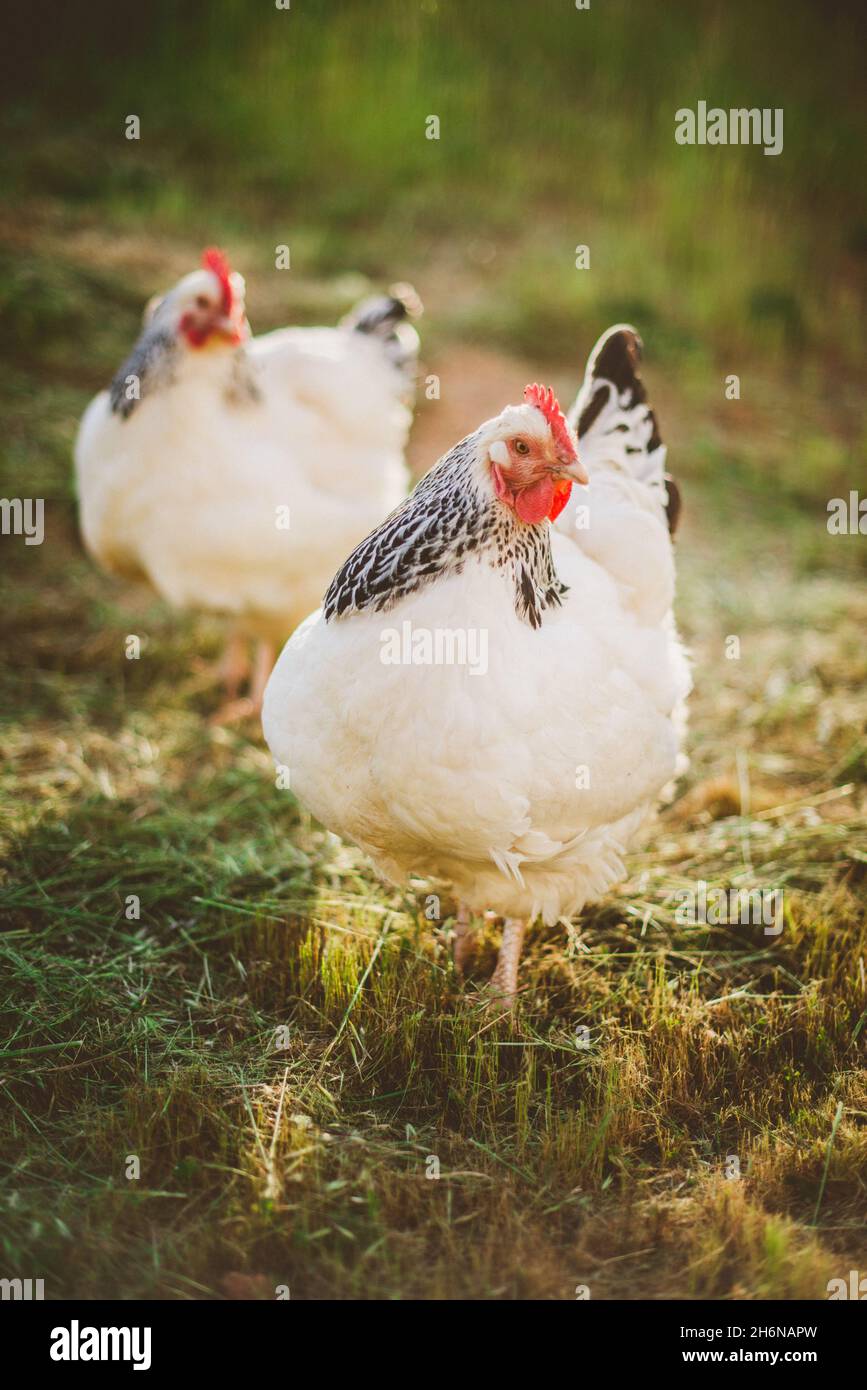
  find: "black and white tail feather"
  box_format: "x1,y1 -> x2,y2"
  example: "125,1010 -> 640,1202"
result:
569,324 -> 681,535
341,283 -> 422,391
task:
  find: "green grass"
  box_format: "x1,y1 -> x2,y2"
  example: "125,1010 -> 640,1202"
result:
1,0 -> 866,1299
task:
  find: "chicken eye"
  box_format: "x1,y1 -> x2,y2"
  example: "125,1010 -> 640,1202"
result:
195,295 -> 212,311
513,438 -> 530,455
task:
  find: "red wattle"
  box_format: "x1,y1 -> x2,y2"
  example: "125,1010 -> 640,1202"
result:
548,479 -> 572,522
180,313 -> 210,348
515,476 -> 555,524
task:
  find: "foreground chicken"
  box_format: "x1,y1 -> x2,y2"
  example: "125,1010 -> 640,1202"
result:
263,326 -> 690,1002
75,249 -> 419,718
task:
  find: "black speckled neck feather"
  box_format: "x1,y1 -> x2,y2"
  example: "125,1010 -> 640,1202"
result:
323,432 -> 568,629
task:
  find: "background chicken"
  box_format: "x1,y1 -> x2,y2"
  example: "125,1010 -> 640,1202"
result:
75,249 -> 420,719
263,326 -> 690,1003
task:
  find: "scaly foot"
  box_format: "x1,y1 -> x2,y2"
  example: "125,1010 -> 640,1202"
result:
485,917 -> 526,1008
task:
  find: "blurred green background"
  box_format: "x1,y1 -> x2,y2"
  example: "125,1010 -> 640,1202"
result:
2,0 -> 865,715
2,0 -> 865,479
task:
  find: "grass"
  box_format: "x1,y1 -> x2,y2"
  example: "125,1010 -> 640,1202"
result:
1,0 -> 866,1300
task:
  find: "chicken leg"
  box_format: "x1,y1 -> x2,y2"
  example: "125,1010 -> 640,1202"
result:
487,918 -> 526,1007
249,638 -> 276,713
218,628 -> 250,699
452,902 -> 477,975
211,638 -> 276,725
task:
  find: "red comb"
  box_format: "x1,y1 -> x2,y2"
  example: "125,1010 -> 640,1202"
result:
523,383 -> 576,461
201,247 -> 233,316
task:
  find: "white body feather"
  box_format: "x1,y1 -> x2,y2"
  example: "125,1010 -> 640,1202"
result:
75,326 -> 412,637
263,344 -> 690,924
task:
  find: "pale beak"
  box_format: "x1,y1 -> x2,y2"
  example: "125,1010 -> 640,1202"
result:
555,456 -> 590,486
216,311 -> 249,343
